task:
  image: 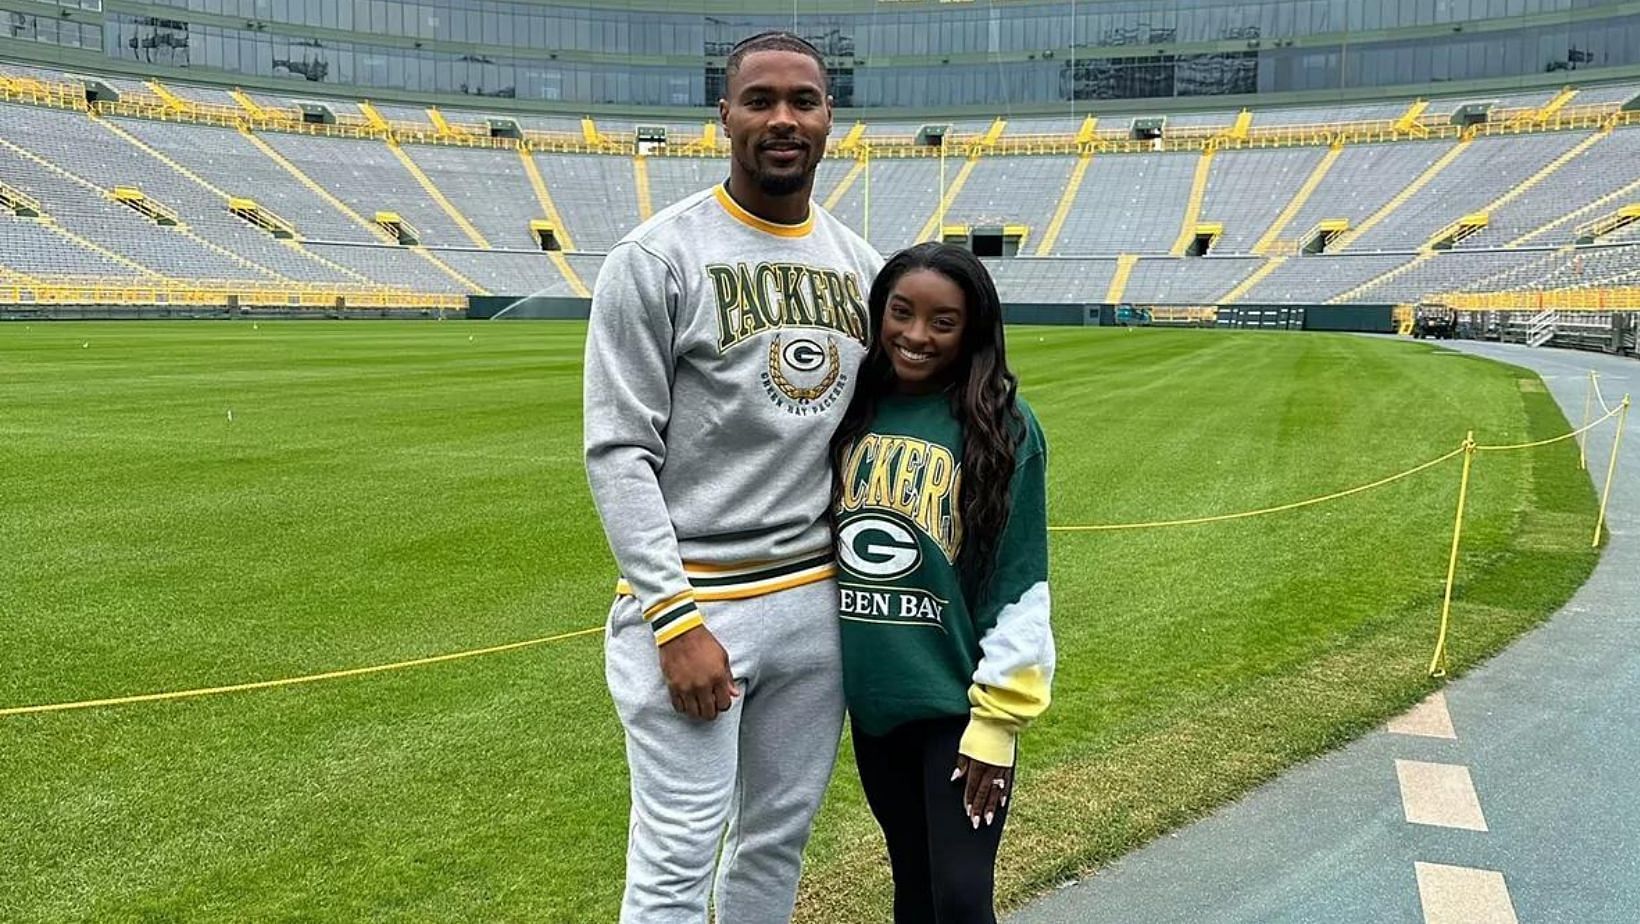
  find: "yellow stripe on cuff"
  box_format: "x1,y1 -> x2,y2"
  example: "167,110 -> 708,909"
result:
653,612 -> 704,645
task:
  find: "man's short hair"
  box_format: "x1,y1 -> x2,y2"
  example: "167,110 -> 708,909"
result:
725,31 -> 829,92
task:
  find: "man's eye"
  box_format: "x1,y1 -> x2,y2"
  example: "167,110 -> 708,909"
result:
745,98 -> 769,109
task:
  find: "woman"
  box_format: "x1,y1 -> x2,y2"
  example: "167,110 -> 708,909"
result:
830,242 -> 1056,923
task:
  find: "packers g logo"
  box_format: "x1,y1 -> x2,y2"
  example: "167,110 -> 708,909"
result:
838,516 -> 922,580
768,335 -> 841,403
782,338 -> 827,372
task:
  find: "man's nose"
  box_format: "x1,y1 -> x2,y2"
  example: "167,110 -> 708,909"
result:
768,101 -> 799,130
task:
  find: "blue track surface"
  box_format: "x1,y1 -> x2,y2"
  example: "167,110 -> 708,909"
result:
1011,342 -> 1638,924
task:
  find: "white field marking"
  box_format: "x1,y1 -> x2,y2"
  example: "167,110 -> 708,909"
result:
1396,759 -> 1488,831
1387,690 -> 1457,739
1415,862 -> 1519,924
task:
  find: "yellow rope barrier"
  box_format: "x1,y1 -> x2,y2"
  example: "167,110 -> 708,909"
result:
6,388 -> 1627,716
1428,433 -> 1477,679
1048,446 -> 1468,532
0,626 -> 604,718
1473,402 -> 1622,452
1592,372 -> 1616,415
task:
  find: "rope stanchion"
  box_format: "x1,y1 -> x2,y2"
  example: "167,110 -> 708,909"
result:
1579,371 -> 1595,470
0,625 -> 605,718
1592,394 -> 1631,548
1429,432 -> 1477,679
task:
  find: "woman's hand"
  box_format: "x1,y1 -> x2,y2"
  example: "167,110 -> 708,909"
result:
952,754 -> 1013,829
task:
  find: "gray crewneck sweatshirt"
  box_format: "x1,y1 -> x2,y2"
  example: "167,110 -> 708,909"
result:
584,183 -> 883,644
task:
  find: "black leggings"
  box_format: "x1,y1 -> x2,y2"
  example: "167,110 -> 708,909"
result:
852,715 -> 1010,924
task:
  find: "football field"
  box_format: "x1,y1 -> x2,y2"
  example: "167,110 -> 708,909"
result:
0,321 -> 1599,922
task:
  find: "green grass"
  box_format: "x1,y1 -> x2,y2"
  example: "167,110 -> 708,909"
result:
0,322 -> 1600,923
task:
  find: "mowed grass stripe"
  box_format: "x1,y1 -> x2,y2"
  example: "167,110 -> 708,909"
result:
0,323 -> 1598,923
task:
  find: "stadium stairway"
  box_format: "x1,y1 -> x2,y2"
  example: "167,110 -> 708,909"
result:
1169,146 -> 1217,256
1105,254 -> 1140,303
915,117 -> 1003,243
1252,144 -> 1343,255
633,155 -> 654,222
236,126 -> 396,246
1216,255 -> 1288,304
1034,151 -> 1093,257
514,146 -> 590,298
386,139 -> 491,248
823,157 -> 868,212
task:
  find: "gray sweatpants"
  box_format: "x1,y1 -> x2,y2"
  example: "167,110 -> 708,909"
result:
605,578 -> 844,924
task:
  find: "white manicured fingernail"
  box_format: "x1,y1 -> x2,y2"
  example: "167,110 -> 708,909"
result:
971,816 -> 979,830
951,768 -> 961,781
985,812 -> 994,826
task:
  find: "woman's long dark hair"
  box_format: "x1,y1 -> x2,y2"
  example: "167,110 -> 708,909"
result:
830,242 -> 1023,602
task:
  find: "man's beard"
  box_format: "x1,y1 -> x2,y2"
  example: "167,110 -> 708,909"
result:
736,148 -> 812,197
757,170 -> 809,196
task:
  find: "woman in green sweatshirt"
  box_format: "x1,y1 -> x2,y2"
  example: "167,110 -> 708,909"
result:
829,242 -> 1055,924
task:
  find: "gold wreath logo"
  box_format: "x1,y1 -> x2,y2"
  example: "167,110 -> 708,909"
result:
769,336 -> 841,402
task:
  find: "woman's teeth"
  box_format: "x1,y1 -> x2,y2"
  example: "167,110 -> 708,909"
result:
896,346 -> 932,363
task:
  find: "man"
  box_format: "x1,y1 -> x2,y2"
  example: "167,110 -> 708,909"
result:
583,31 -> 883,924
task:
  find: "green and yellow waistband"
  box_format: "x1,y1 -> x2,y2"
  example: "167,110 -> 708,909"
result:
619,550 -> 838,643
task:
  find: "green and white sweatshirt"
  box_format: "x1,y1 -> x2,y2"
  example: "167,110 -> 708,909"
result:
835,390 -> 1054,767
584,184 -> 882,644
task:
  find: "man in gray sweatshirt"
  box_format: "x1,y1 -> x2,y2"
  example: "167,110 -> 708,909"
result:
583,31 -> 883,924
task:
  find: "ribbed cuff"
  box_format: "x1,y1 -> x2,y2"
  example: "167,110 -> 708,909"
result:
645,588 -> 702,645
957,714 -> 1017,767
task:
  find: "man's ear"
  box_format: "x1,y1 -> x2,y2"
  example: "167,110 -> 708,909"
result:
718,98 -> 730,133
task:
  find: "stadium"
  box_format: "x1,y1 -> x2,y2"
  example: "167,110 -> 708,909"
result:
1,0 -> 1637,921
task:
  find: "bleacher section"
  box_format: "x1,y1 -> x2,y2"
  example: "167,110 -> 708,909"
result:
540,154 -> 640,252
984,258 -> 1117,305
1235,254 -> 1412,304
1344,132 -> 1594,251
1276,141 -> 1450,252
2,62 -> 1639,311
942,157 -> 1077,243
258,132 -> 467,246
1055,152 -> 1198,254
1197,147 -> 1328,253
0,104 -> 267,281
1473,127 -> 1640,248
1125,257 -> 1263,304
402,144 -> 543,250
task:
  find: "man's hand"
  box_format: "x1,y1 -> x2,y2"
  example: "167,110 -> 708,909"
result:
952,754 -> 1014,829
657,624 -> 737,721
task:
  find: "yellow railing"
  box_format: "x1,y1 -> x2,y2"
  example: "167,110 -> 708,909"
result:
1435,287 -> 1640,310
0,75 -> 86,111
0,280 -> 466,309
6,69 -> 1634,160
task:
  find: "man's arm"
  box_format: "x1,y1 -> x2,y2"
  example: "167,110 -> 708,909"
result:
583,241 -> 735,718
